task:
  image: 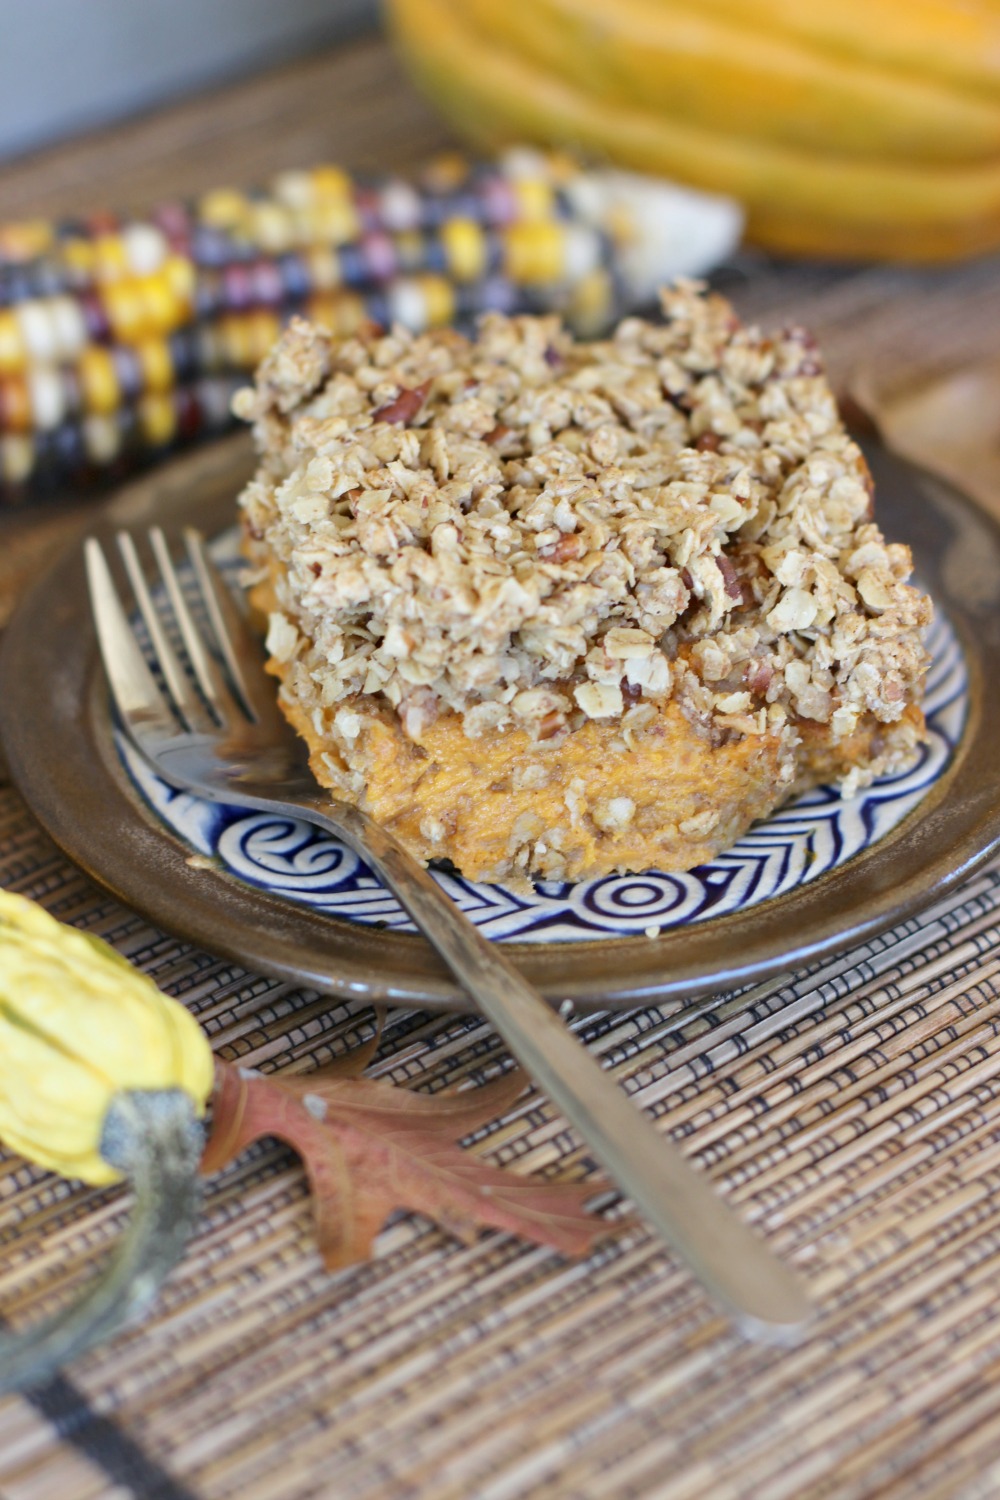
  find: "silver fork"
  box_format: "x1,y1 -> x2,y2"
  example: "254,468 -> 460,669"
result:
86,525 -> 812,1345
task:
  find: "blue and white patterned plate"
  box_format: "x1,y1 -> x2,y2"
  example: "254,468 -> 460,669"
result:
120,599 -> 967,946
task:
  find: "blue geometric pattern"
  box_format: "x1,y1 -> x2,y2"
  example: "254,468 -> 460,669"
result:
120,598 -> 967,945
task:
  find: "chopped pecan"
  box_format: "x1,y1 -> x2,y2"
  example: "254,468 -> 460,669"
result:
744,659 -> 773,697
371,380 -> 431,425
716,554 -> 745,602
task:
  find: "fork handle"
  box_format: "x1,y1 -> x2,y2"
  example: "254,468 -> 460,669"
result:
293,793 -> 812,1344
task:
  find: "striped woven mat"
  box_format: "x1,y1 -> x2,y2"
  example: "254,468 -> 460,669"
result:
4,24 -> 1000,1494
3,770 -> 1000,1499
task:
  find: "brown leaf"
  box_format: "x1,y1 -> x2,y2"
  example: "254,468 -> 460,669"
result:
314,1010 -> 385,1080
202,1057 -> 610,1270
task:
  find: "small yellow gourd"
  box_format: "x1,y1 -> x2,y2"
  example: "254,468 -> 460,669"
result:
0,890 -> 214,1392
0,890 -> 213,1185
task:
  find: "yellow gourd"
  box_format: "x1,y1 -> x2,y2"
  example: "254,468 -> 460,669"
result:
0,890 -> 213,1391
386,0 -> 1000,261
0,889 -> 213,1185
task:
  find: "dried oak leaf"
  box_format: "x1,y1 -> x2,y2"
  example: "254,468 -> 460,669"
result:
202,1056 -> 610,1270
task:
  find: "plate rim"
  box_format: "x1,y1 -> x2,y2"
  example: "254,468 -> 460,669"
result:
3,431 -> 999,1013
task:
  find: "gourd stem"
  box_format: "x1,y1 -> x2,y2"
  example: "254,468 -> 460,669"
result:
0,1089 -> 202,1393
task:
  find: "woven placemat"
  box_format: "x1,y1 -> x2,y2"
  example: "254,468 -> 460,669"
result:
3,26 -> 1000,1497
3,770 -> 1000,1500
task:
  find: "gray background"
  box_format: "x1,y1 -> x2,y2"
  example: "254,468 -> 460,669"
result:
0,0 -> 377,161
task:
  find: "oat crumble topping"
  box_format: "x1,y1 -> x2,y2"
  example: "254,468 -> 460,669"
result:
235,281 -> 931,798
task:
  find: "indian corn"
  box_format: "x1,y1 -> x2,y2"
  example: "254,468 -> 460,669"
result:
0,150 -> 741,500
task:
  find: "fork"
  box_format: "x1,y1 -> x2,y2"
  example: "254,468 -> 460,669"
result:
85,525 -> 812,1344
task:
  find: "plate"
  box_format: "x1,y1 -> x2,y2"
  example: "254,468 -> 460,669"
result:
119,594 -> 966,941
2,432 -> 1000,1011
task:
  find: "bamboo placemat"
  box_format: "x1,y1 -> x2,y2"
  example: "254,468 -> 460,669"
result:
4,28 -> 1000,1500
3,774 -> 1000,1500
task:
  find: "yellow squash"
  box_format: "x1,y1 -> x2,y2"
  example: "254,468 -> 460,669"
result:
688,0 -> 1000,98
387,0 -> 1000,261
458,0 -> 1000,164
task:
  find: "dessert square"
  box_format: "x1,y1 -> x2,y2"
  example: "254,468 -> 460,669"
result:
235,282 -> 931,890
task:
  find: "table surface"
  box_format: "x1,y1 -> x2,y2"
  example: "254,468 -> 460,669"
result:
3,30 -> 1000,1500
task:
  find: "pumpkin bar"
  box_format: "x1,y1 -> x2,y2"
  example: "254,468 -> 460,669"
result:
234,282 -> 932,889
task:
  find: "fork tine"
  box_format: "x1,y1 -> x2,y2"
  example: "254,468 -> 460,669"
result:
182,527 -> 269,723
148,527 -> 241,726
116,531 -> 204,731
84,539 -> 177,740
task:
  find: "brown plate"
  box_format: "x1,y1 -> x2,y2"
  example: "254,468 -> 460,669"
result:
2,432 -> 999,1012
